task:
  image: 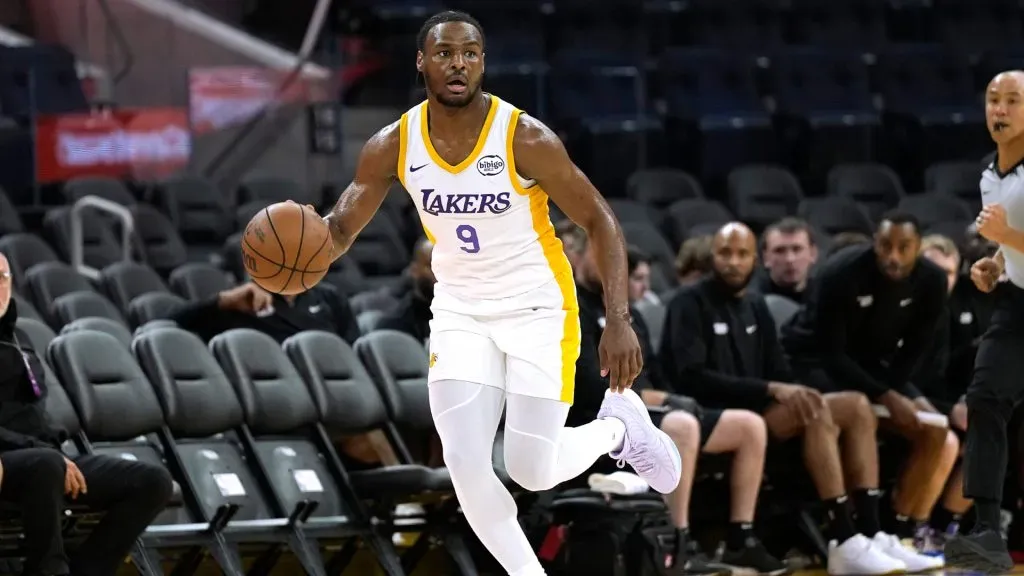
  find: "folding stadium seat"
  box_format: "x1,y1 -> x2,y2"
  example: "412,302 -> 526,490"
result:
23,262 -> 95,317
50,291 -> 126,329
626,169 -> 705,209
350,330 -> 484,573
99,261 -> 169,315
127,292 -> 186,329
876,44 -> 986,167
633,299 -> 667,351
664,198 -> 734,247
349,290 -> 401,316
14,317 -> 56,360
133,320 -> 177,338
129,204 -> 188,275
933,0 -> 1023,54
155,175 -> 234,244
0,186 -> 23,236
60,317 -> 133,350
926,220 -> 973,244
788,0 -> 887,52
619,223 -> 676,295
897,192 -> 973,230
770,49 -> 879,176
925,161 -> 983,216
685,0 -> 785,52
49,330 -> 250,576
826,163 -> 906,223
323,257 -> 367,296
234,201 -> 264,232
357,310 -> 385,335
346,212 -> 410,277
169,263 -> 233,301
659,48 -> 777,179
42,375 -> 82,457
548,49 -> 663,192
0,233 -> 58,286
607,199 -> 659,228
63,177 -> 135,206
209,329 -> 406,576
239,175 -> 312,205
484,29 -> 548,118
797,197 -> 874,237
43,207 -> 125,274
11,293 -> 43,323
726,165 -> 805,232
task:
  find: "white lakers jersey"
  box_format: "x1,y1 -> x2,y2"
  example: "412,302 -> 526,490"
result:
397,95 -> 575,307
981,155 -> 1024,288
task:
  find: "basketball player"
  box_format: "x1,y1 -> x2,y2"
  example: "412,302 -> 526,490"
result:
315,11 -> 682,576
944,70 -> 1024,574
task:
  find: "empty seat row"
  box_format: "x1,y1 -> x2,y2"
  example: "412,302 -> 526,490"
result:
27,321 -> 501,575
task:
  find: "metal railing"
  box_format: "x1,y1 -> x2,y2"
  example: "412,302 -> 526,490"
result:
69,196 -> 134,280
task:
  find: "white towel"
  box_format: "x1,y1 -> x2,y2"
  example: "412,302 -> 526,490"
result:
587,471 -> 650,495
871,405 -> 949,428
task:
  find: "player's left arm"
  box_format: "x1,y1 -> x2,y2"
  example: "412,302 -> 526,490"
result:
512,114 -> 630,321
512,113 -> 640,389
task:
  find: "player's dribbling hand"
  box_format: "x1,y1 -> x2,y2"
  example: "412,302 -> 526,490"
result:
218,283 -> 273,315
599,317 -> 643,392
970,256 -> 1003,293
977,204 -> 1011,244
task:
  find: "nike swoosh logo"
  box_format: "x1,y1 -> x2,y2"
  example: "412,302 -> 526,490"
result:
410,164 -> 428,172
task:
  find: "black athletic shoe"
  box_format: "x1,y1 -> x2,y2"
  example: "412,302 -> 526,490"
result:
721,537 -> 790,575
944,529 -> 1014,574
672,534 -> 732,575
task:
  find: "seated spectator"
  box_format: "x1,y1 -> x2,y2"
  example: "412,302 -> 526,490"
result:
755,217 -> 818,303
918,235 -> 989,544
170,281 -> 360,345
377,237 -> 434,343
676,235 -> 713,286
555,219 -> 587,270
567,236 -> 785,575
781,213 -> 960,557
0,252 -> 173,576
661,222 -> 942,575
827,232 -> 871,257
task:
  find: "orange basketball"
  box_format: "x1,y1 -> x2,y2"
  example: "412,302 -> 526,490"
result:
241,202 -> 332,295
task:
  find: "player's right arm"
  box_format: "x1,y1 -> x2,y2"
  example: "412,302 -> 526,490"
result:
323,120 -> 401,260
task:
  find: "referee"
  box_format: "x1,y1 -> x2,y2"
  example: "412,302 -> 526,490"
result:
945,70 -> 1024,574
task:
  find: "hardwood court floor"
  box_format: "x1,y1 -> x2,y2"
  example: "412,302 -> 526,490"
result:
788,569 -> 1024,576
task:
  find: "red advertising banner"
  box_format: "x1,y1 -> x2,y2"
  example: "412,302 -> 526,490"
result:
189,67 -> 316,135
34,108 -> 191,183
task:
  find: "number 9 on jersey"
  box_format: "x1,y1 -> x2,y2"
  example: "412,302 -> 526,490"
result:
457,224 -> 480,253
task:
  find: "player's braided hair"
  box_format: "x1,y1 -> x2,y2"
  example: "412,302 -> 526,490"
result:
417,11 -> 486,52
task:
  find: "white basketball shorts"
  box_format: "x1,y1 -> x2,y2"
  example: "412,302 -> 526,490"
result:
427,278 -> 580,404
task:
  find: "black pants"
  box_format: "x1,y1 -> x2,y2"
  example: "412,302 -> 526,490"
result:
0,447 -> 173,576
963,283 -> 1024,503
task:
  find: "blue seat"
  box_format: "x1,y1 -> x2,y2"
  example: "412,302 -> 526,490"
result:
370,0 -> 445,20
877,44 -> 986,164
661,47 -> 776,180
485,31 -> 548,117
772,49 -> 878,127
933,0 -> 1024,54
788,0 -> 887,52
687,0 -> 785,53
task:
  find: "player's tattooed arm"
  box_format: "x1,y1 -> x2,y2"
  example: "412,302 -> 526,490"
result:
323,121 -> 400,260
512,113 -> 630,321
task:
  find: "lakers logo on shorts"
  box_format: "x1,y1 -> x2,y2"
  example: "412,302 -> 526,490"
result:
429,352 -> 438,368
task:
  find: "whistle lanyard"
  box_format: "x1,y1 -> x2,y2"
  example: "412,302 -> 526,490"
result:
0,335 -> 41,398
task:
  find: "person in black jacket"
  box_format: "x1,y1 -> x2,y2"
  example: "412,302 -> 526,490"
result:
781,213 -> 960,549
754,217 -> 818,304
0,253 -> 173,576
661,223 -> 938,574
377,237 -> 434,343
170,280 -> 361,345
568,235 -> 785,575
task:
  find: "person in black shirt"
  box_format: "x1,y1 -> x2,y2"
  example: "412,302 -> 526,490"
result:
171,281 -> 361,344
377,237 -> 434,343
568,237 -> 784,575
662,222 -> 938,574
755,217 -> 818,304
0,253 -> 173,576
781,213 -> 960,552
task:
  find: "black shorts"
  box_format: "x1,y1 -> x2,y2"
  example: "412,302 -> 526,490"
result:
650,407 -> 724,448
791,361 -> 924,400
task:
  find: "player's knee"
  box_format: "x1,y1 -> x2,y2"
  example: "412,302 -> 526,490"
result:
503,433 -> 558,492
829,391 -> 875,431
943,430 -> 961,460
730,410 -> 767,450
660,410 -> 700,451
